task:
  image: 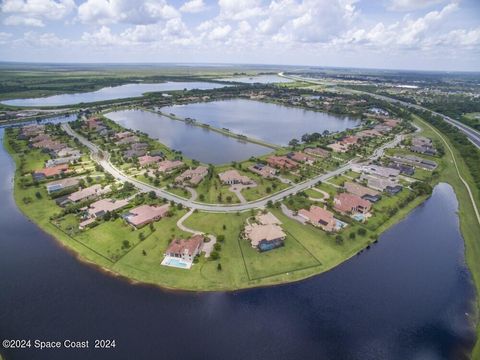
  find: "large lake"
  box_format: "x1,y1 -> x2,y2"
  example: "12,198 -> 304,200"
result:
2,82 -> 228,107
0,124 -> 476,360
106,109 -> 272,164
162,99 -> 361,145
216,75 -> 293,83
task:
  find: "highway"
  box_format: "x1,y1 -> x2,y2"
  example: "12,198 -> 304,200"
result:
279,73 -> 480,149
62,123 -> 402,212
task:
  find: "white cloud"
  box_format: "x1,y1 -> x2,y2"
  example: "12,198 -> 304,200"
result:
78,0 -> 180,25
1,0 -> 75,26
180,0 -> 206,13
338,3 -> 460,49
3,15 -> 45,27
218,0 -> 264,20
387,0 -> 447,12
208,24 -> 232,40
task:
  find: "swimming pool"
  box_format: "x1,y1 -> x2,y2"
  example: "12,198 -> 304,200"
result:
161,256 -> 192,269
352,213 -> 366,222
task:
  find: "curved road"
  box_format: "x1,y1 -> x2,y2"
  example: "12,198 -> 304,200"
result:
62,123 -> 401,212
278,73 -> 480,149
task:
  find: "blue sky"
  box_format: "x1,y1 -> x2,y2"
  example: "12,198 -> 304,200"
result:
0,0 -> 479,71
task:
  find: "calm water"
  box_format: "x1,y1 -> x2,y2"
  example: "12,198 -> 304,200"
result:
216,75 -> 293,84
2,82 -> 228,107
0,124 -> 476,360
105,109 -> 272,164
162,99 -> 361,145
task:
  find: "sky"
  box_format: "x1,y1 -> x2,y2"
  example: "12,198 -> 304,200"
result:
0,0 -> 479,71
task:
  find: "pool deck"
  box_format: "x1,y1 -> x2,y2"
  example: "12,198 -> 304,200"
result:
161,256 -> 193,269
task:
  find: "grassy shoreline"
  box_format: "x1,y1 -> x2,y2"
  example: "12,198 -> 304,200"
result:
3,131 -> 430,292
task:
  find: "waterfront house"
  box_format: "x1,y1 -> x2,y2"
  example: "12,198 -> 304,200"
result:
218,170 -> 253,185
124,204 -> 170,228
164,234 -> 204,263
334,193 -> 372,215
299,205 -> 337,232
327,142 -> 349,153
124,148 -> 147,159
244,212 -> 286,252
175,166 -> 208,186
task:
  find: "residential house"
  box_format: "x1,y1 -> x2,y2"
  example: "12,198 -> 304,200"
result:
33,164 -> 69,180
391,155 -> 437,171
164,234 -> 204,263
175,166 -> 208,186
45,154 -> 80,168
85,198 -> 129,219
244,212 -> 286,252
157,160 -> 184,173
360,174 -> 402,193
334,193 -> 372,215
66,184 -> 111,204
344,181 -> 381,202
248,163 -> 276,178
138,155 -> 163,167
327,142 -> 349,153
124,204 -> 170,228
287,152 -> 315,164
304,147 -> 329,158
410,137 -> 436,155
54,147 -> 81,158
388,161 -> 415,176
45,177 -> 80,194
218,170 -> 253,185
116,135 -> 140,145
299,205 -> 338,232
353,164 -> 400,178
266,155 -> 299,169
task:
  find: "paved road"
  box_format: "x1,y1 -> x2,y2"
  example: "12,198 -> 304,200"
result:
62,123 -> 401,212
279,73 -> 480,149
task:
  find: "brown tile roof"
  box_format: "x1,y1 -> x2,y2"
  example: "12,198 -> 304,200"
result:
165,234 -> 204,257
299,205 -> 336,232
266,156 -> 299,169
125,204 -> 170,227
218,169 -> 252,185
157,160 -> 184,173
334,193 -> 371,214
344,181 -> 379,197
34,164 -> 69,178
